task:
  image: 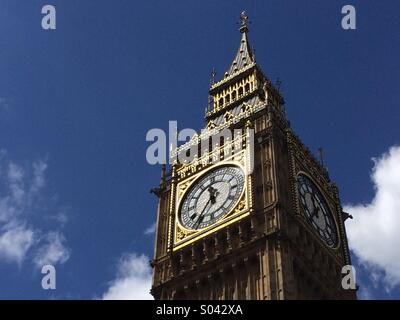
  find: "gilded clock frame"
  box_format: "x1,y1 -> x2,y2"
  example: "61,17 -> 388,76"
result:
172,148 -> 253,251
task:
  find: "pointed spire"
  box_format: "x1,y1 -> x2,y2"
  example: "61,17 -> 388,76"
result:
226,11 -> 255,77
239,11 -> 250,33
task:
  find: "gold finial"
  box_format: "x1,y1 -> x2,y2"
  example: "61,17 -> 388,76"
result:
239,11 -> 249,33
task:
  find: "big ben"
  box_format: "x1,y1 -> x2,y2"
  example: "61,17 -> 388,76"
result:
150,12 -> 356,300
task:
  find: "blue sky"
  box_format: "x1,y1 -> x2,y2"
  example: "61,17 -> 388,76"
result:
0,1 -> 399,299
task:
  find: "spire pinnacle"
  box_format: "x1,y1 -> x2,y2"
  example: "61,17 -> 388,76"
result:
225,11 -> 255,77
239,11 -> 249,33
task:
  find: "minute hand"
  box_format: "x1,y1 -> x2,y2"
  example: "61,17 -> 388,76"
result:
195,199 -> 212,229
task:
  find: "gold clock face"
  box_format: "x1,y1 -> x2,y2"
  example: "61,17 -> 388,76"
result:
179,165 -> 245,230
297,174 -> 338,247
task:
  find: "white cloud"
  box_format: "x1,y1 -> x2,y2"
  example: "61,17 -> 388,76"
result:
34,231 -> 70,268
31,160 -> 47,193
144,223 -> 156,235
345,145 -> 400,290
0,226 -> 35,265
8,162 -> 26,205
53,210 -> 69,226
101,253 -> 153,300
357,283 -> 374,300
0,154 -> 70,268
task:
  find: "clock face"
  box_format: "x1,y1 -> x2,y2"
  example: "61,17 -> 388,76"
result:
179,165 -> 245,230
297,174 -> 338,247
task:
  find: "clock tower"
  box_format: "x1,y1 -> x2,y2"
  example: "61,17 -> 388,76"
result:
150,12 -> 356,300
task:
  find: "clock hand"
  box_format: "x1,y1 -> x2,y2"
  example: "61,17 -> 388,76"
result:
309,206 -> 320,223
194,199 -> 211,229
312,208 -> 318,218
194,185 -> 223,229
311,207 -> 316,218
194,187 -> 216,229
209,186 -> 222,205
208,186 -> 218,204
314,206 -> 320,218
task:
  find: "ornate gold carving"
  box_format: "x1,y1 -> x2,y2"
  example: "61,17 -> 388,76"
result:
176,225 -> 189,241
178,181 -> 188,191
175,219 -> 201,243
174,133 -> 248,181
234,199 -> 246,213
173,159 -> 250,250
224,111 -> 234,122
210,62 -> 255,90
206,120 -> 216,130
245,120 -> 253,128
171,101 -> 266,161
178,179 -> 192,193
241,102 -> 252,113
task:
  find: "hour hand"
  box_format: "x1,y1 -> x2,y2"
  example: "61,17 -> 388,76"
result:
311,206 -> 320,219
208,186 -> 218,204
